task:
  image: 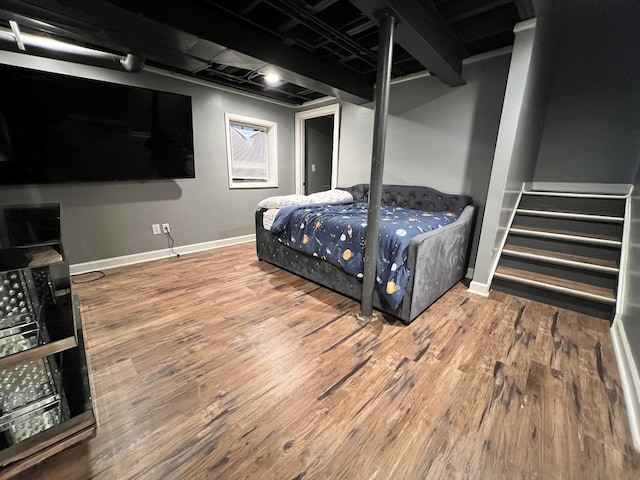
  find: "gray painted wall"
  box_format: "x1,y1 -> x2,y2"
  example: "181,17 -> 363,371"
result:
338,53 -> 511,268
534,0 -> 640,183
0,51 -> 295,264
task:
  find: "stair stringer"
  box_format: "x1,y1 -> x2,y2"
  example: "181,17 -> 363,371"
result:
486,182 -> 526,287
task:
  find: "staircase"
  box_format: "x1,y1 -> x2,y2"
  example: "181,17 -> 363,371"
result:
492,188 -> 627,321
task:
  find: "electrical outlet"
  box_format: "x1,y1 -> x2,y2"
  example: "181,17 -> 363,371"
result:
162,223 -> 170,233
152,224 -> 161,235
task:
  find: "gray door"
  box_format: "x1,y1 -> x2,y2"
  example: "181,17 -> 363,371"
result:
304,115 -> 334,194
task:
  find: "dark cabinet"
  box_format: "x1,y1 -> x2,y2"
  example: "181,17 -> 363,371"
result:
0,204 -> 95,478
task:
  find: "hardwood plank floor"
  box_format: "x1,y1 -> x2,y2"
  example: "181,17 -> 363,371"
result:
14,242 -> 640,479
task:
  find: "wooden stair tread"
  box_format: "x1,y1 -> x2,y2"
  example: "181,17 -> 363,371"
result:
502,244 -> 619,272
515,208 -> 623,223
494,266 -> 616,303
522,190 -> 627,199
510,224 -> 621,244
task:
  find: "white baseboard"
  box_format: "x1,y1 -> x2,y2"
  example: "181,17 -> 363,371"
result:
467,280 -> 490,297
70,234 -> 256,275
611,315 -> 640,451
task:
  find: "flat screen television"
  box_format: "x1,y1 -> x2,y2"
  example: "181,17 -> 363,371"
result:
0,63 -> 195,185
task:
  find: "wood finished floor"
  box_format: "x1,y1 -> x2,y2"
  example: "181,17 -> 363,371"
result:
16,242 -> 640,479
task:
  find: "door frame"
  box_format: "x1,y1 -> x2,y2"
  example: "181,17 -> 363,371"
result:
294,104 -> 340,195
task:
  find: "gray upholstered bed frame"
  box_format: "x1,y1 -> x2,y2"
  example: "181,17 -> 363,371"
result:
255,184 -> 474,324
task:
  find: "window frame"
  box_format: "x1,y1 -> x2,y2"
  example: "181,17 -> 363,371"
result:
225,112 -> 278,189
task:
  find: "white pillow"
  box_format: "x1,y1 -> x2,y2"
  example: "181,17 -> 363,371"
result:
262,209 -> 280,230
307,189 -> 353,204
258,194 -> 309,209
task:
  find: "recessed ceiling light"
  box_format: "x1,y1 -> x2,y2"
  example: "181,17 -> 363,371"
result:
264,72 -> 281,86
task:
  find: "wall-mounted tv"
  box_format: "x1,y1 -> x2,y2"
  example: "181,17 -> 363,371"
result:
0,63 -> 195,185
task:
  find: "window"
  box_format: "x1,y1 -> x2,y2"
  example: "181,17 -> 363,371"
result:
225,112 -> 278,189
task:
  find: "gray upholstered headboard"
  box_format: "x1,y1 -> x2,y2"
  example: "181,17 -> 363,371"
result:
339,184 -> 472,213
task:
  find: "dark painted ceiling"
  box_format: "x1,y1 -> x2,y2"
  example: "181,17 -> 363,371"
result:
0,0 -> 535,105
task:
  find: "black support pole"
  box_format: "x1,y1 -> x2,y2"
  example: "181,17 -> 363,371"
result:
359,12 -> 395,321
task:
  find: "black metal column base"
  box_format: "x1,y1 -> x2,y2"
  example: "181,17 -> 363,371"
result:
356,311 -> 380,323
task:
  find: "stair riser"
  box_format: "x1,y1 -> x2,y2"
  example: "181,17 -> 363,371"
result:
492,278 -> 614,321
512,215 -> 623,239
519,195 -> 625,217
505,235 -> 621,263
498,256 -> 618,290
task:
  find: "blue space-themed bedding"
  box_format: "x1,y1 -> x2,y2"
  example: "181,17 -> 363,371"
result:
270,202 -> 459,309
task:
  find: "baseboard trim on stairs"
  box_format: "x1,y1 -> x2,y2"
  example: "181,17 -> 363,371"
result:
468,280 -> 490,297
70,234 -> 256,275
611,315 -> 640,451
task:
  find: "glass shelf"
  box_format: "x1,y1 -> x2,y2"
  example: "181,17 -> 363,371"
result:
0,231 -> 76,367
0,244 -> 64,271
0,355 -> 69,447
0,270 -> 40,325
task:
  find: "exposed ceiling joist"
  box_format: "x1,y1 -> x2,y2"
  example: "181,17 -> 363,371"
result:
0,0 -> 534,105
262,0 -> 341,34
349,0 -> 466,86
109,0 -> 374,104
440,0 -> 513,24
454,7 -> 520,45
514,0 -> 535,19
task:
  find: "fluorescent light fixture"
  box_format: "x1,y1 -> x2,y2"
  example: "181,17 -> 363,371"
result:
9,21 -> 25,51
1,23 -> 114,58
0,22 -> 143,72
23,34 -> 110,57
264,72 -> 281,86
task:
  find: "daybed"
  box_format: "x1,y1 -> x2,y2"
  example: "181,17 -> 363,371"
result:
255,184 -> 474,324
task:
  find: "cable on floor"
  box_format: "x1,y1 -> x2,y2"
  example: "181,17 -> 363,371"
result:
71,271 -> 106,284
